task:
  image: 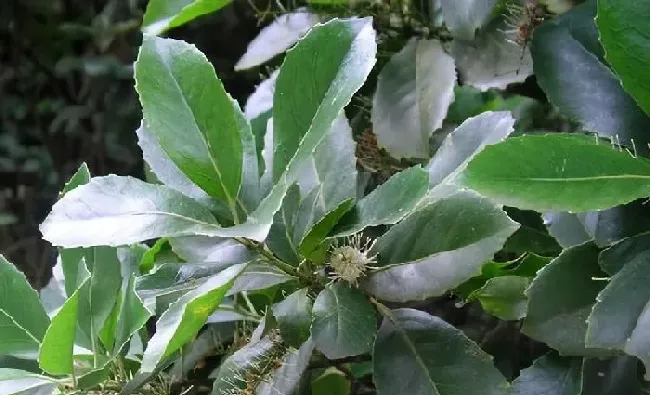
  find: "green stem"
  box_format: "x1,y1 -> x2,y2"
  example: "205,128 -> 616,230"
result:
235,238 -> 323,289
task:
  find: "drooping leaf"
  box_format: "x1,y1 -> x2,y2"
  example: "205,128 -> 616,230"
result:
523,242 -> 608,355
40,176 -> 269,247
372,38 -> 456,159
373,308 -> 508,395
272,288 -> 313,348
471,276 -> 530,321
0,256 -> 50,358
235,10 -> 320,71
531,1 -> 650,153
454,18 -> 532,91
333,166 -> 429,237
363,189 -> 519,302
426,111 -> 515,187
142,0 -> 232,36
311,283 -> 376,359
140,263 -> 245,372
0,368 -> 58,395
440,0 -> 497,40
508,354 -> 582,395
587,232 -> 650,376
135,35 -> 243,213
597,0 -> 650,116
460,134 -> 650,212
39,263 -> 90,375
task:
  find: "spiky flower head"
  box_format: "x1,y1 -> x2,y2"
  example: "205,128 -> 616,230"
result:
328,234 -> 377,286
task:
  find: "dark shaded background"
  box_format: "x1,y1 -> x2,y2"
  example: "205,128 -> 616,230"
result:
0,0 -> 265,287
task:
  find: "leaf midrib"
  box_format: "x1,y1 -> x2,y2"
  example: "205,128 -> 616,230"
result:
483,174 -> 650,182
393,318 -> 439,394
157,45 -> 237,211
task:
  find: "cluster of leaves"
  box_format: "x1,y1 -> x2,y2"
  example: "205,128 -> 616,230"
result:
3,0 -> 650,394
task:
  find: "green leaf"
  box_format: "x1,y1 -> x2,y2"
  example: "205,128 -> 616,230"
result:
333,166 -> 429,237
226,18 -> 376,241
545,200 -> 650,248
0,368 -> 58,395
272,18 -> 376,182
136,124 -> 214,208
293,115 -> 357,253
503,210 -> 562,256
461,134 -> 650,212
112,275 -> 151,356
142,0 -> 232,36
235,10 -> 320,71
168,236 -> 255,264
0,256 -> 50,358
471,276 -> 530,321
211,331 -> 288,394
523,242 -> 608,356
311,283 -> 376,359
135,36 -> 243,213
426,111 -> 515,187
257,340 -> 314,395
453,18 -> 532,91
39,263 -> 90,375
372,38 -> 456,159
531,1 -> 650,153
597,0 -> 650,116
39,176 -> 267,248
581,356 -> 646,394
61,163 -> 91,196
508,354 -> 582,395
440,0 -> 497,40
228,262 -> 297,295
586,232 -> 650,375
267,185 -> 302,266
136,260 -> 289,316
456,253 -> 550,299
140,263 -> 245,372
272,288 -> 313,348
373,308 -> 508,395
236,104 -> 261,214
312,368 -> 351,395
363,189 -> 519,302
139,238 -> 168,274
136,261 -> 234,312
76,247 -> 122,358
